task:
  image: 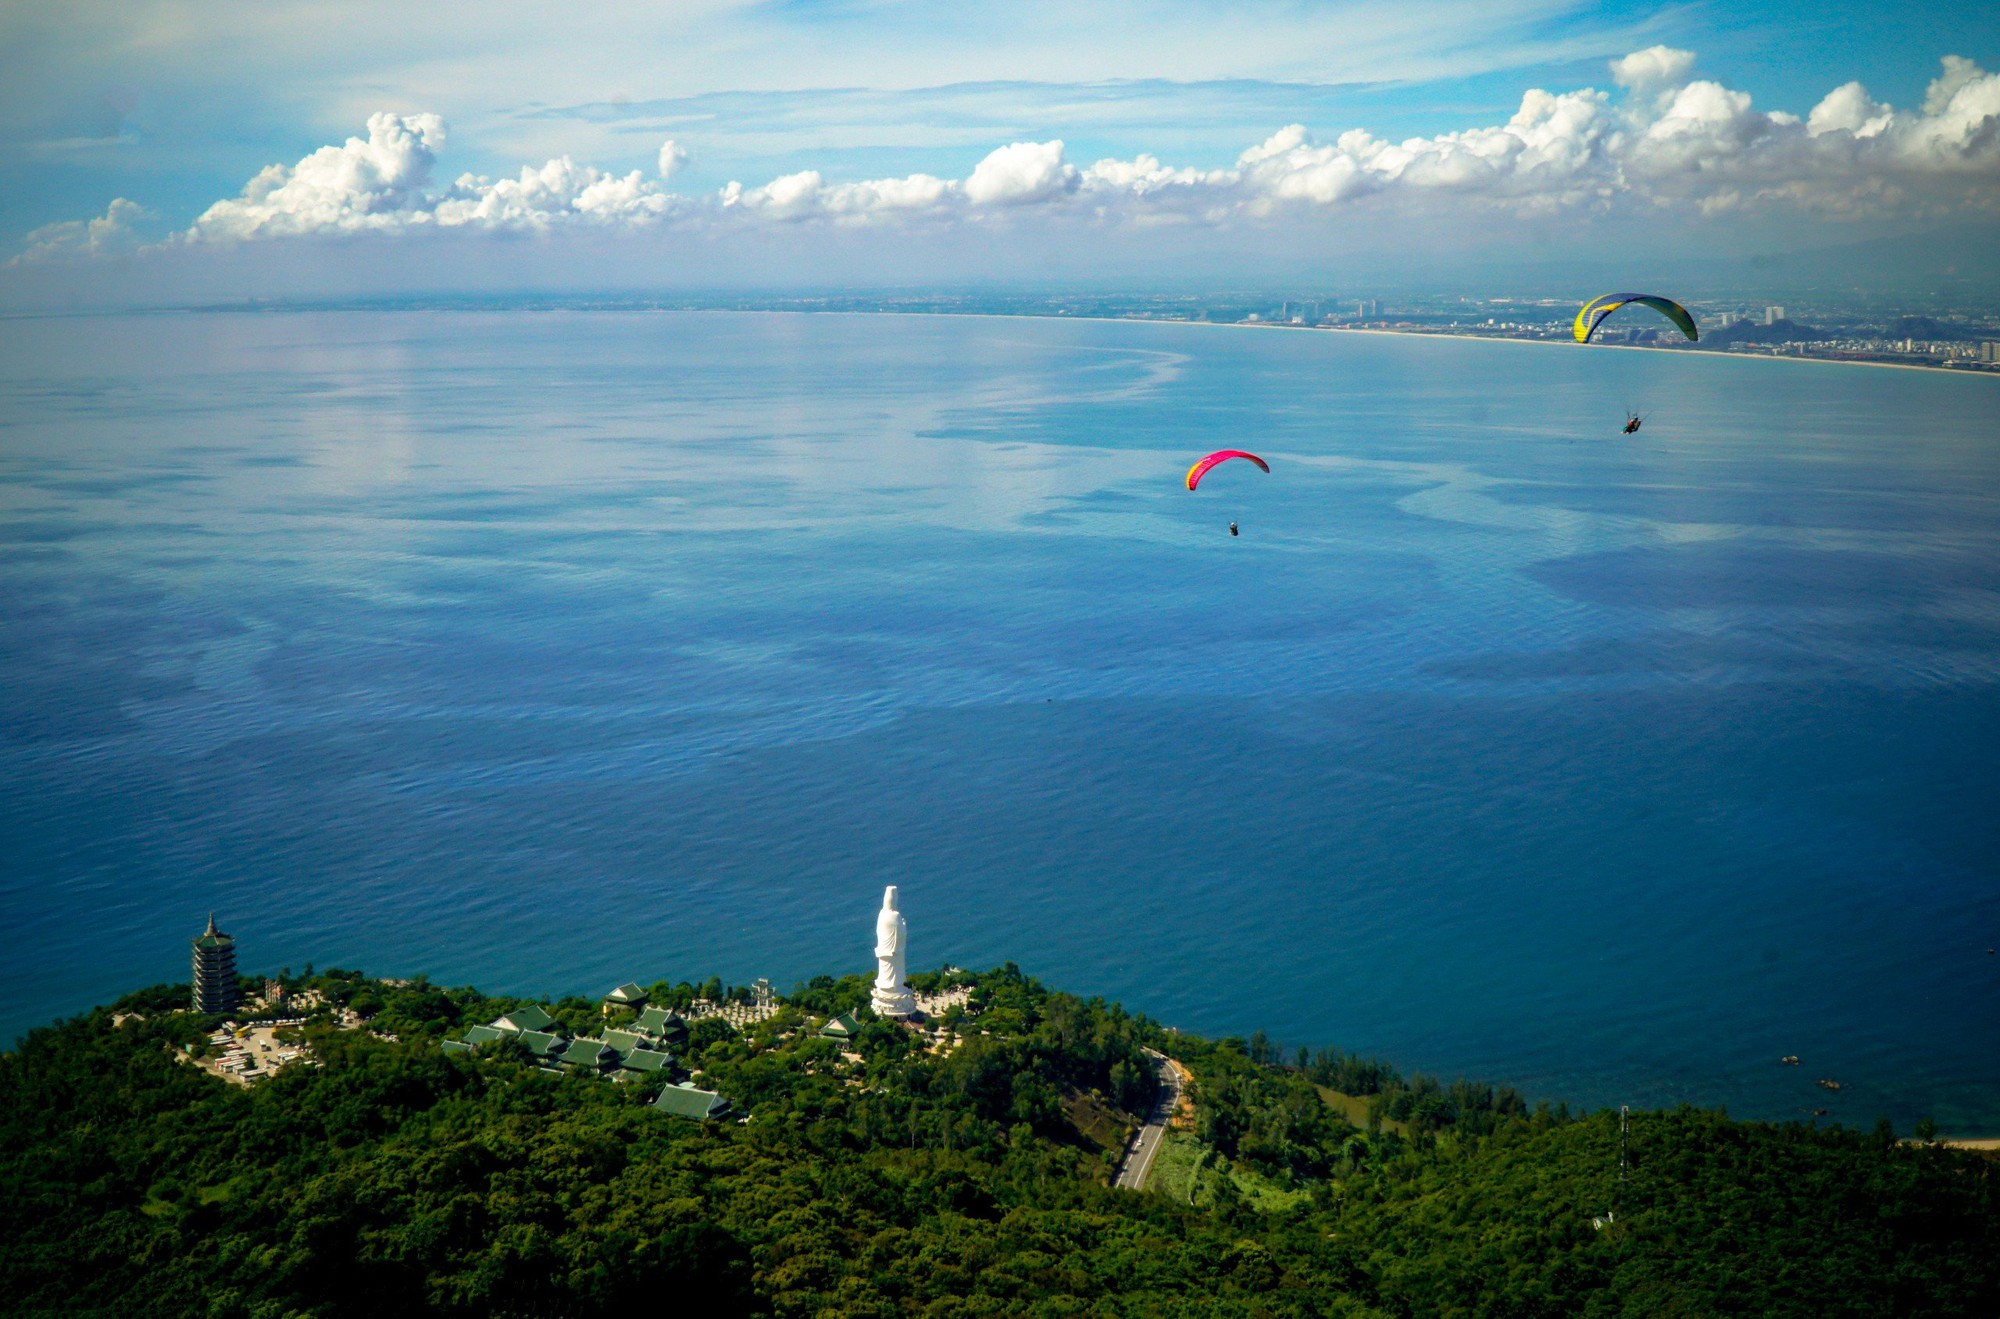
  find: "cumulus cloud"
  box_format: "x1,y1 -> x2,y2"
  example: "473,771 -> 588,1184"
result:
185,111 -> 689,240
9,197 -> 149,264
22,50 -> 2000,263
190,112 -> 447,240
722,168 -> 957,222
1635,81 -> 1770,175
1808,83 -> 1892,138
964,140 -> 1079,205
432,157 -> 679,229
1611,45 -> 1696,91
708,139 -> 1080,222
1622,55 -> 2000,212
1927,55 -> 1988,116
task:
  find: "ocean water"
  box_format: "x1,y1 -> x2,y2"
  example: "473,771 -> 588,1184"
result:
3,309 -> 1997,1133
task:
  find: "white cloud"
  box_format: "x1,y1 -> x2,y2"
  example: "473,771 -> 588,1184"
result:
964,141 -> 1079,206
1906,56 -> 2000,168
186,112 -> 693,239
1172,85 -> 1620,217
722,168 -> 958,222
23,50 -> 2000,264
433,158 -> 680,229
1926,55 -> 1988,116
8,197 -> 148,264
1808,84 -> 1892,139
1636,81 -> 1768,174
1621,55 -> 2000,211
1611,45 -> 1695,91
1082,153 -> 1226,194
189,112 -> 447,239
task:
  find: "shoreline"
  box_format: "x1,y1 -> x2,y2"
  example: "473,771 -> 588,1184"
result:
685,308 -> 2000,380
10,303 -> 1997,381
1301,323 -> 2000,379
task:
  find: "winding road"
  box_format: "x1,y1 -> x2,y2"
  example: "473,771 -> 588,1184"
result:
1113,1049 -> 1183,1191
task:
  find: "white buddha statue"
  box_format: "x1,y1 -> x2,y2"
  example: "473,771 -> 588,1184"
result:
870,885 -> 917,1018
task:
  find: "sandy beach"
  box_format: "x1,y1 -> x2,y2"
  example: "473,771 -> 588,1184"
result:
1333,324 -> 2000,378
848,310 -> 2000,381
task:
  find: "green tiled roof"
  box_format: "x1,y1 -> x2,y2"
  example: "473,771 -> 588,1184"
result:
633,1007 -> 688,1039
441,1039 -> 475,1055
604,982 -> 647,1004
620,1047 -> 674,1074
493,1005 -> 557,1034
652,1084 -> 730,1120
819,1012 -> 860,1040
517,1030 -> 567,1060
561,1039 -> 616,1070
601,1029 -> 647,1054
461,1024 -> 507,1047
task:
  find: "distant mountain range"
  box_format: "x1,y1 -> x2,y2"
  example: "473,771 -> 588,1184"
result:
1705,318 -> 1823,345
1703,313 -> 1992,345
1881,315 -> 1985,341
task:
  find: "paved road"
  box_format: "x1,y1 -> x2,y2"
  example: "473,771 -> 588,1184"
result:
1114,1050 -> 1182,1191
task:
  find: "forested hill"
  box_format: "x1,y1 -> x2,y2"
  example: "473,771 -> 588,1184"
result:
3,966 -> 1995,1317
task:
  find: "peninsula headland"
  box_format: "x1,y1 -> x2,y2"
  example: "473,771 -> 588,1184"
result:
5,962 -> 1995,1316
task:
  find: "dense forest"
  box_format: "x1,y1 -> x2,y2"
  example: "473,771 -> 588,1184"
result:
3,965 -> 1995,1316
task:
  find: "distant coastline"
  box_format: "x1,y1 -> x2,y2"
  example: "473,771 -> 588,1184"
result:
1324,323 -> 2000,378
912,310 -> 2000,379
16,302 -> 2000,382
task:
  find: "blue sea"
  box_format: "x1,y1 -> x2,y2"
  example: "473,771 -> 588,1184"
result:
3,309 -> 1997,1133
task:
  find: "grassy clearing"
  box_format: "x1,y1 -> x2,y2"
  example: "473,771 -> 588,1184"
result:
1148,1130 -> 1206,1202
1224,1157 -> 1311,1213
1317,1084 -> 1407,1136
1146,1130 -> 1311,1212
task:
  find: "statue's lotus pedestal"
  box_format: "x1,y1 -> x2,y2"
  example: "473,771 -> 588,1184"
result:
871,983 -> 917,1019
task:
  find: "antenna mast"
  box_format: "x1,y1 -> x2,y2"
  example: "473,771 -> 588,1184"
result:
1617,1105 -> 1630,1209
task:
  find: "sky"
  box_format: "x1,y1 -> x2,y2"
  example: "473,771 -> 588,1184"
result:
2,0 -> 1996,304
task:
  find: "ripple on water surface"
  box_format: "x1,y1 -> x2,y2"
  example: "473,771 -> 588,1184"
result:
1,311 -> 1997,1132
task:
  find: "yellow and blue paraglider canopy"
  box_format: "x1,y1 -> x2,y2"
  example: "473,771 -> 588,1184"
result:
1574,294 -> 1699,344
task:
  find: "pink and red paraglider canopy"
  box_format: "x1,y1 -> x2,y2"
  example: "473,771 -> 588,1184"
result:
1185,449 -> 1270,491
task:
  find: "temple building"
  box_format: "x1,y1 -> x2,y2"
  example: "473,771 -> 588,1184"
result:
653,1082 -> 731,1121
603,982 -> 648,1015
191,914 -> 240,1014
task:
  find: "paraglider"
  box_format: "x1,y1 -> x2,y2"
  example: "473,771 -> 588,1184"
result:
1623,412 -> 1644,435
1574,294 -> 1699,345
1185,449 -> 1269,491
1186,449 -> 1267,537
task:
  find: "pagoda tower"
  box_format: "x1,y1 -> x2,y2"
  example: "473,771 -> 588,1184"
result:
191,914 -> 240,1014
